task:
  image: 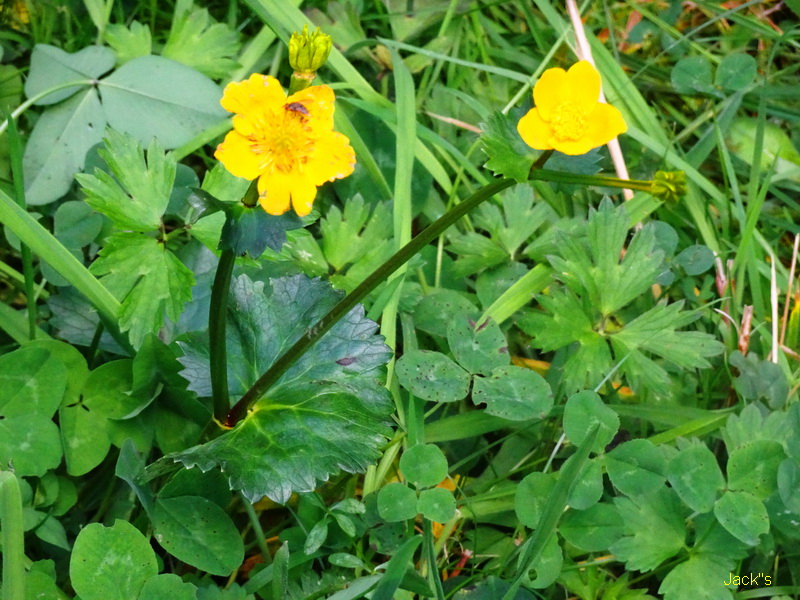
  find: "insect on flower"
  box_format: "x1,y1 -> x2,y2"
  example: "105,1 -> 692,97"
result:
284,102 -> 310,116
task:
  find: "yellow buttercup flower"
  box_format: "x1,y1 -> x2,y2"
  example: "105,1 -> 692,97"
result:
214,74 -> 355,217
517,61 -> 627,156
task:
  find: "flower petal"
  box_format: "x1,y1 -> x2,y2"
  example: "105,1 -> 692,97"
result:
517,108 -> 554,150
221,74 -> 286,116
257,173 -> 292,215
214,131 -> 262,180
288,84 -> 336,130
307,131 -> 356,185
564,61 -> 601,115
533,67 -> 568,122
290,181 -> 318,217
548,102 -> 627,155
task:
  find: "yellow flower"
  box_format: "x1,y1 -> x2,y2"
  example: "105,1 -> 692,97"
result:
517,61 -> 627,156
214,74 -> 355,217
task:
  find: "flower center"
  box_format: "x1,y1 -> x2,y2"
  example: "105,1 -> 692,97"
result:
550,101 -> 586,142
251,111 -> 315,173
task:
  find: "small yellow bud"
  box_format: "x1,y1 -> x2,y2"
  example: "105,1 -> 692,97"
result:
289,25 -> 332,75
650,170 -> 687,203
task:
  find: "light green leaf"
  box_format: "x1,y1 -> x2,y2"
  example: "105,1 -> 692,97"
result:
23,89 -> 106,205
515,472 -> 557,529
138,574 -> 197,600
667,444 -> 725,513
713,491 -> 769,546
162,1 -> 241,79
70,520 -> 158,600
78,129 -> 175,231
153,496 -> 244,576
395,349 -> 471,403
714,53 -> 757,92
400,444 -> 448,488
658,555 -> 733,600
98,55 -> 227,149
0,414 -> 62,477
671,56 -> 715,95
377,482 -> 418,522
0,346 -> 66,417
563,390 -> 619,454
567,456 -> 603,510
471,365 -> 552,421
560,503 -> 624,552
778,458 -> 800,513
417,488 -> 456,523
173,274 -> 392,503
104,22 -> 152,65
605,439 -> 667,497
24,44 -> 115,105
90,233 -> 195,348
447,313 -> 509,374
610,487 -> 686,572
726,439 -> 784,500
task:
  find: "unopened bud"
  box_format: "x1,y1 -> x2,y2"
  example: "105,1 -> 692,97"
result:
289,25 -> 332,75
650,170 -> 687,203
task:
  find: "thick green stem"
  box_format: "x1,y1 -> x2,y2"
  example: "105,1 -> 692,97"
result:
226,177 -> 515,426
1,470 -> 26,600
210,249 -> 236,422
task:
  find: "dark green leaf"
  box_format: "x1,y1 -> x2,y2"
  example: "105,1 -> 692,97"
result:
726,440 -> 784,500
480,110 -> 538,182
714,53 -> 757,92
417,488 -> 456,522
667,444 -> 725,513
605,439 -> 667,497
395,350 -> 471,403
138,574 -> 197,600
377,483 -> 418,522
399,444 -> 449,488
560,503 -> 624,552
671,56 -> 715,95
220,202 -> 304,257
563,390 -> 619,454
471,366 -> 552,421
713,491 -> 769,546
447,313 -> 509,374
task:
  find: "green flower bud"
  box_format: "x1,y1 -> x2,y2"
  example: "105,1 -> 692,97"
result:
650,170 -> 687,203
289,25 -> 332,75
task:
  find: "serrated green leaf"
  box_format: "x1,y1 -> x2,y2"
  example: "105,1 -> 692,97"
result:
658,555 -> 733,600
472,365 -> 552,421
90,234 -> 194,348
610,487 -> 686,572
395,349 -> 471,403
153,495 -> 244,575
162,2 -> 240,80
173,274 -> 392,503
448,232 -> 509,277
221,202 -> 304,257
104,22 -> 153,65
24,44 -> 115,106
480,111 -> 538,182
78,129 -> 175,231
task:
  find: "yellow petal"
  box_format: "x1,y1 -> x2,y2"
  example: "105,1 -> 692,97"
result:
307,131 -> 356,185
564,61 -> 602,115
221,74 -> 286,116
287,84 -> 336,130
517,108 -> 554,150
549,102 -> 627,155
257,173 -> 292,215
533,67 -> 568,122
214,131 -> 262,180
291,181 -> 318,217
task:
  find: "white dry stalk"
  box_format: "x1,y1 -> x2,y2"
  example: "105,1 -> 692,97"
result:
565,0 -> 634,202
